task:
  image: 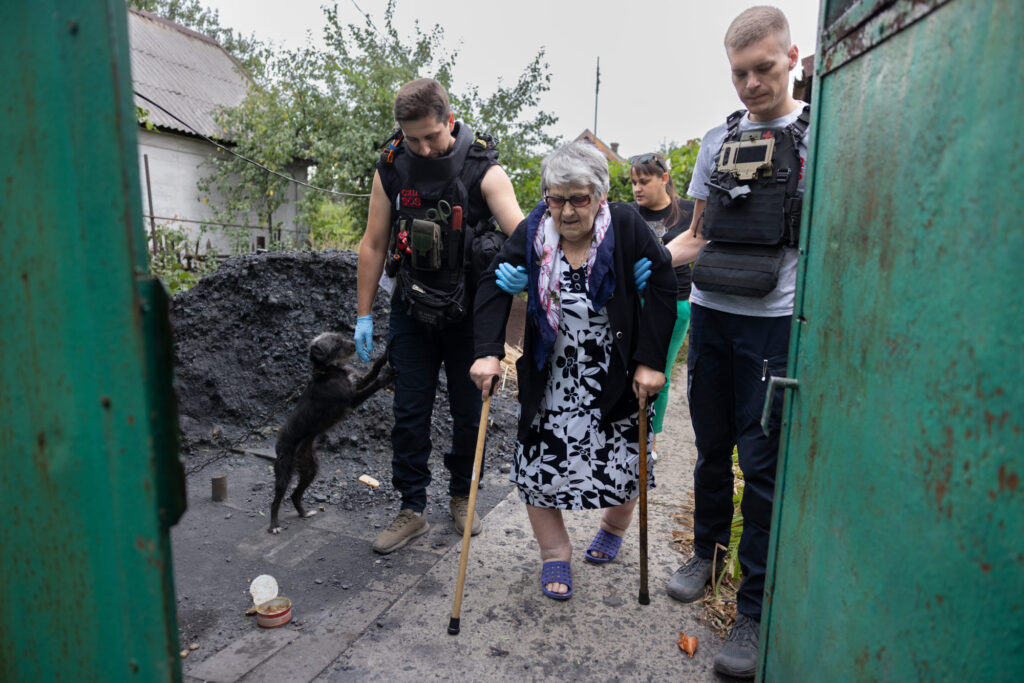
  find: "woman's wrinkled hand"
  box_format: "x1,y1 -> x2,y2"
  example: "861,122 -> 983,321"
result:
632,364 -> 666,403
469,357 -> 502,401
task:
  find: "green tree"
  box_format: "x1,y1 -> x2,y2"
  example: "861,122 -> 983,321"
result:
131,0 -> 558,252
453,50 -> 559,209
206,0 -> 558,245
194,80 -> 300,252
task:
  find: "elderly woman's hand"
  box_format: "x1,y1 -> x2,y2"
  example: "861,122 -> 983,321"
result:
470,356 -> 502,401
632,364 -> 666,404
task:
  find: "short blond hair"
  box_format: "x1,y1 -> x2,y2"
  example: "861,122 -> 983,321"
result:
724,6 -> 791,52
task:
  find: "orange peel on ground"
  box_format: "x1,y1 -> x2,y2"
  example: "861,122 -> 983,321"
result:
678,632 -> 698,658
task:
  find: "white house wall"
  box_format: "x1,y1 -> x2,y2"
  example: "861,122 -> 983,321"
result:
137,128 -> 307,255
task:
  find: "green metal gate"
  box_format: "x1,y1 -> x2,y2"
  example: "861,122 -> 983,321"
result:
0,2 -> 185,680
761,0 -> 1023,679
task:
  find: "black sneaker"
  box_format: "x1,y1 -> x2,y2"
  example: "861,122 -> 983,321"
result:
666,554 -> 714,603
714,613 -> 760,679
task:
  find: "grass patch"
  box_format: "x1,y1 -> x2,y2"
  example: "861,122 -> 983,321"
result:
671,447 -> 744,635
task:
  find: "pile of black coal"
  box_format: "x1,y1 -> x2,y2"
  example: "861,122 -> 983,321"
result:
169,249 -> 518,473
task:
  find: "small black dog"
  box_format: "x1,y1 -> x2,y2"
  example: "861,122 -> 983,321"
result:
269,332 -> 394,534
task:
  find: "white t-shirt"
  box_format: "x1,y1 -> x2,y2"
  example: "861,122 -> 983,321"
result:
687,103 -> 809,317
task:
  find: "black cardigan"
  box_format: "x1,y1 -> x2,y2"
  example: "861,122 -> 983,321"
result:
473,202 -> 677,442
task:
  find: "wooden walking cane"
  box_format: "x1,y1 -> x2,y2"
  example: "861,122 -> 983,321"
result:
638,394 -> 650,605
448,376 -> 498,635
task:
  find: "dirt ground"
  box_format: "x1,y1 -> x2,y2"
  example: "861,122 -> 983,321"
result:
169,250 -> 522,663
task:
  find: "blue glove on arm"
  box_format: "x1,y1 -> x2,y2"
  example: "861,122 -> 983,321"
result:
354,315 -> 373,362
633,257 -> 652,291
495,262 -> 528,295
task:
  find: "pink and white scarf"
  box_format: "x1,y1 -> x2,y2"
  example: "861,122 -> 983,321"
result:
533,200 -> 612,333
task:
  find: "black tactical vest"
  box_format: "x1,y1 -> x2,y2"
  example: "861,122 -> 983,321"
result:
692,105 -> 810,298
377,123 -> 498,327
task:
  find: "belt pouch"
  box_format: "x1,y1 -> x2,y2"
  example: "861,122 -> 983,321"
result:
692,242 -> 786,298
410,219 -> 442,270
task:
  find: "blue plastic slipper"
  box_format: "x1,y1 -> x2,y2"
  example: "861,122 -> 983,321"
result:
584,528 -> 623,564
540,560 -> 573,600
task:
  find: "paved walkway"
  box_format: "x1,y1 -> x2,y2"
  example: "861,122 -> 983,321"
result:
183,379 -> 727,682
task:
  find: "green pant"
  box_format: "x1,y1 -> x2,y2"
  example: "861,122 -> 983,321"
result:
652,299 -> 691,434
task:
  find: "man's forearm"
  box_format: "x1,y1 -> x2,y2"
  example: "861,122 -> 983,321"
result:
356,242 -> 386,317
667,234 -> 706,267
668,197 -> 707,267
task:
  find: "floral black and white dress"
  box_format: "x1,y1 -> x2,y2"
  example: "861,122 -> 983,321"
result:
512,256 -> 655,509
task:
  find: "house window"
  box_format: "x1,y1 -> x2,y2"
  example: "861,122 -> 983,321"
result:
256,236 -> 266,250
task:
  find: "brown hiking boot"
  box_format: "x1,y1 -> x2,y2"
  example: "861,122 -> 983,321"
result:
449,496 -> 481,536
372,509 -> 429,554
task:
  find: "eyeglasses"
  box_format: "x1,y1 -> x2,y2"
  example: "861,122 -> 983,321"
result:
544,194 -> 592,209
629,153 -> 667,172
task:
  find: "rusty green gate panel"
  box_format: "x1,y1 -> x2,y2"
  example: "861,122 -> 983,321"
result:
762,0 -> 1023,680
0,2 -> 186,681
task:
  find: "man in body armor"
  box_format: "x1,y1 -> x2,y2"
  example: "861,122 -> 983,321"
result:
354,78 -> 523,554
663,7 -> 809,679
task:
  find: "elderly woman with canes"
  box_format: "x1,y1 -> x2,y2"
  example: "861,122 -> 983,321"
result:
469,140 -> 677,600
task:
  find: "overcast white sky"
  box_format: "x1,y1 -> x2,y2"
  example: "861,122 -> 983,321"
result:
201,0 -> 820,156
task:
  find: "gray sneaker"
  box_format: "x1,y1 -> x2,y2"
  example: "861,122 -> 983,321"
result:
666,554 -> 714,603
713,613 -> 760,679
372,509 -> 429,554
449,496 -> 481,536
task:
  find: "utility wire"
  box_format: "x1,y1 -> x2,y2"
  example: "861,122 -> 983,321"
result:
134,90 -> 371,199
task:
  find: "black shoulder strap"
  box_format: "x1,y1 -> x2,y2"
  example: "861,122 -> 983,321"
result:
725,109 -> 746,140
376,129 -> 405,204
785,104 -> 812,141
469,131 -> 498,155
458,127 -> 501,227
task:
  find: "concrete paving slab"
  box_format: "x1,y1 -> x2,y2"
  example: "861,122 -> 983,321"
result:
312,380 -> 728,682
189,626 -> 298,682
179,378 -> 732,681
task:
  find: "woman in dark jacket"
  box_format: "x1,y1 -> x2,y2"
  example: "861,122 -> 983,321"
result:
470,140 -> 677,600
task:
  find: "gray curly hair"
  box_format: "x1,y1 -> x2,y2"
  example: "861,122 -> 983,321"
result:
540,140 -> 610,198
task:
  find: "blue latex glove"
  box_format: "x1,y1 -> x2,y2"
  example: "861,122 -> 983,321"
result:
495,262 -> 528,295
354,315 -> 373,362
633,257 -> 652,291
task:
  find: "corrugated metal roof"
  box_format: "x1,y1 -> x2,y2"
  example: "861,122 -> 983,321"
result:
129,8 -> 254,140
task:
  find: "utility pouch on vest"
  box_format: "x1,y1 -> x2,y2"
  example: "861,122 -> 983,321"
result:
703,179 -> 787,245
410,219 -> 442,270
395,269 -> 466,328
692,242 -> 785,298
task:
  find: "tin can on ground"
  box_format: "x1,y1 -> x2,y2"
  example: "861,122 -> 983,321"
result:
256,597 -> 292,628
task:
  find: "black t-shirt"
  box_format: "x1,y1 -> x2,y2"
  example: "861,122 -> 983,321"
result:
636,198 -> 694,300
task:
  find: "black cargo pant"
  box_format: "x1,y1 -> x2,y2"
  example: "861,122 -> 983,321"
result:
387,308 -> 481,513
687,303 -> 791,621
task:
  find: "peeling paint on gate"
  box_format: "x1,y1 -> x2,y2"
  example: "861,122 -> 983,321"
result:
762,0 -> 1023,680
1,2 -> 185,680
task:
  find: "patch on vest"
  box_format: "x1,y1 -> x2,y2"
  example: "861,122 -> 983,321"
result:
400,189 -> 421,208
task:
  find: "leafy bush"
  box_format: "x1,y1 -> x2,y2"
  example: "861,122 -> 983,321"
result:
302,196 -> 363,251
148,221 -> 219,294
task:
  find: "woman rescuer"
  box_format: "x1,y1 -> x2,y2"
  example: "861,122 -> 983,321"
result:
469,140 -> 677,599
